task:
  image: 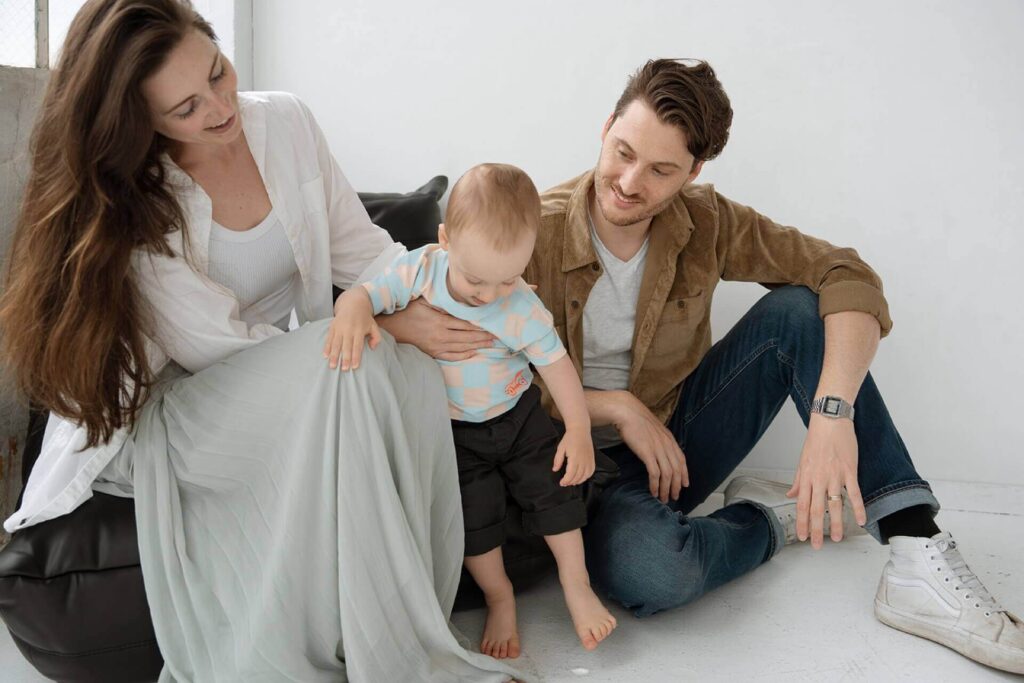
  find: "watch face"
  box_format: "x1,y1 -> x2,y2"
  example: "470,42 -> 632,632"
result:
825,398 -> 841,415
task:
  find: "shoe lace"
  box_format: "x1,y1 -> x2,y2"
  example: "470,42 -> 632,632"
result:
929,538 -> 1004,615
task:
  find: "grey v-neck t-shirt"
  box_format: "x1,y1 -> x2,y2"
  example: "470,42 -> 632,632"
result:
583,211 -> 649,450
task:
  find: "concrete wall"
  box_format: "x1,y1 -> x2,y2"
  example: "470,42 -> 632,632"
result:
0,65 -> 48,547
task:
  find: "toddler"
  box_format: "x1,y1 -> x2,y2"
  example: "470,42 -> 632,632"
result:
328,163 -> 617,658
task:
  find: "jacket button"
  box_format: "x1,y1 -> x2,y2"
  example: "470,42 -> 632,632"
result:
591,263 -> 600,272
571,300 -> 580,309
677,300 -> 686,308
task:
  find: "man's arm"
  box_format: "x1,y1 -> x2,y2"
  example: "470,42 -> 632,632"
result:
713,189 -> 886,547
789,310 -> 878,548
582,389 -> 625,427
818,310 -> 880,402
581,388 -> 690,503
714,190 -> 893,337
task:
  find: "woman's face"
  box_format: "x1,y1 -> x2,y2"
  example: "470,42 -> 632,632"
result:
142,29 -> 241,149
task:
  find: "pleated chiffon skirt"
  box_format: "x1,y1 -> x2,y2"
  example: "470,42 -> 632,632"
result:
100,319 -> 521,682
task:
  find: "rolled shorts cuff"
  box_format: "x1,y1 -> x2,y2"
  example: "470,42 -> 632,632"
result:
464,518 -> 507,557
522,498 -> 588,538
863,480 -> 940,544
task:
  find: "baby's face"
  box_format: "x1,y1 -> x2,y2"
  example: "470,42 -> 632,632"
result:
444,227 -> 536,307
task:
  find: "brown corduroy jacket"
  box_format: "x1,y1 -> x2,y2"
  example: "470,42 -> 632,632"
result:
525,171 -> 892,424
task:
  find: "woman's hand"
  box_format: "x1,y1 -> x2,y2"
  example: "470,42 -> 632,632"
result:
324,290 -> 380,370
376,299 -> 495,361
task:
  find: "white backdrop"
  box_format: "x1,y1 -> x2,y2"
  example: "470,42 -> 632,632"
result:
252,0 -> 1024,487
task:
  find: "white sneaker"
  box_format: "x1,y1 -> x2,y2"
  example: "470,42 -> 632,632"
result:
875,531 -> 1024,674
722,475 -> 864,544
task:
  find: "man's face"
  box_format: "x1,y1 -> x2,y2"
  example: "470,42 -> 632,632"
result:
593,100 -> 703,228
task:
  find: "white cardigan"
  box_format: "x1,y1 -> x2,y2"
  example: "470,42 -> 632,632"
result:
4,92 -> 404,533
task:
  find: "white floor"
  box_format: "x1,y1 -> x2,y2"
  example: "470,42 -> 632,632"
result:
3,481 -> 1021,682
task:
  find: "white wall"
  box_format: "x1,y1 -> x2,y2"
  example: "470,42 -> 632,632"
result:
252,0 -> 1024,487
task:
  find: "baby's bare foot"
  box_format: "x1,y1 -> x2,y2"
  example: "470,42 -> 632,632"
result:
481,593 -> 521,659
562,578 -> 617,650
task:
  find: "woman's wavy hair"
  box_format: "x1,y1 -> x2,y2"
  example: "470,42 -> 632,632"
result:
0,0 -> 215,447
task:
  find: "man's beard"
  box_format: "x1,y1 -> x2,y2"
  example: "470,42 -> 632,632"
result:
593,170 -> 676,228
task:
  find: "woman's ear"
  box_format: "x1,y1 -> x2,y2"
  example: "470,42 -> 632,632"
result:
437,223 -> 449,249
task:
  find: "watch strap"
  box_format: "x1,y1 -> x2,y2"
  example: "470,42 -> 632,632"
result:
810,395 -> 855,421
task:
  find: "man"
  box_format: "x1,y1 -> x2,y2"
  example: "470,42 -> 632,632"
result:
525,58 -> 1023,674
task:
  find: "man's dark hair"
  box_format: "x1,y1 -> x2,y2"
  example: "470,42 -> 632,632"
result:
613,59 -> 733,166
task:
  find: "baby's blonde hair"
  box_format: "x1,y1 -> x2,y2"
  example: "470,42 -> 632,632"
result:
445,163 -> 541,250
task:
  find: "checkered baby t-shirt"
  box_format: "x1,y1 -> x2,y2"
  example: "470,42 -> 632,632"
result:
361,244 -> 566,422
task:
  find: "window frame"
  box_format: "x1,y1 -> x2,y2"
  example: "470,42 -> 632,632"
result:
35,0 -> 49,69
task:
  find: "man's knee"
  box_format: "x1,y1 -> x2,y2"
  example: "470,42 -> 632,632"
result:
586,510 -> 706,617
752,285 -> 822,334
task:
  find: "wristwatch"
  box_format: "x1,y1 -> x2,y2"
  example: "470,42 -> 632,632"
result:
810,395 -> 855,421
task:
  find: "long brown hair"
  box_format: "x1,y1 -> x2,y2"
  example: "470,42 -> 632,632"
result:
0,0 -> 215,448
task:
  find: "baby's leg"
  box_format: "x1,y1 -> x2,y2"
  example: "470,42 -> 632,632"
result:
464,547 -> 521,659
545,530 -> 617,650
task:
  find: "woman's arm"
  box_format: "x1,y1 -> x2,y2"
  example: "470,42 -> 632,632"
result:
375,300 -> 495,361
297,97 -> 399,288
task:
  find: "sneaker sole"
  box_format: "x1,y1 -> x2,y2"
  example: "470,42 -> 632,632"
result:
875,599 -> 1024,674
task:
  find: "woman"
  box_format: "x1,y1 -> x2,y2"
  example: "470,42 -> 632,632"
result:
0,1 -> 519,680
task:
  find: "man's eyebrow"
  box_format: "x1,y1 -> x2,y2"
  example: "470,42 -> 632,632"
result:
162,52 -> 220,114
612,136 -> 685,170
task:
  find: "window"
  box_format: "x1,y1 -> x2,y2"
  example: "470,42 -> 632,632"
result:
1,2 -> 246,79
0,0 -> 42,68
0,1 -> 86,69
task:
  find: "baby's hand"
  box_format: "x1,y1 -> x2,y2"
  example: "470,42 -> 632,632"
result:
552,427 -> 596,487
324,289 -> 380,371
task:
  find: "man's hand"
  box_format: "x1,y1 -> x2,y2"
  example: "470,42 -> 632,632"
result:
324,289 -> 380,370
376,299 -> 495,361
609,391 -> 689,503
551,427 -> 596,487
786,415 -> 867,548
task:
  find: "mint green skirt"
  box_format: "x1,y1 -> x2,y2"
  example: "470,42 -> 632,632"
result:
101,320 -> 522,682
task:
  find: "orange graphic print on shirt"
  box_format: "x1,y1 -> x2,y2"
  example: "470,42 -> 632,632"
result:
505,370 -> 529,397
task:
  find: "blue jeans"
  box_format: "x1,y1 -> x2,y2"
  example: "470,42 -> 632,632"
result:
583,285 -> 939,617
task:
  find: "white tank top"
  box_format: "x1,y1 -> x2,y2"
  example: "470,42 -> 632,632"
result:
207,209 -> 300,331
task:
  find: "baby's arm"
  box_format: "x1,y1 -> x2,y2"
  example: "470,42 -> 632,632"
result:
324,246 -> 436,370
324,289 -> 379,371
535,356 -> 594,486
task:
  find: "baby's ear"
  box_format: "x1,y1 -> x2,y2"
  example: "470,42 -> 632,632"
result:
437,223 -> 449,248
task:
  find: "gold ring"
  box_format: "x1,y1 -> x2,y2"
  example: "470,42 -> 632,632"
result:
827,494 -> 842,502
